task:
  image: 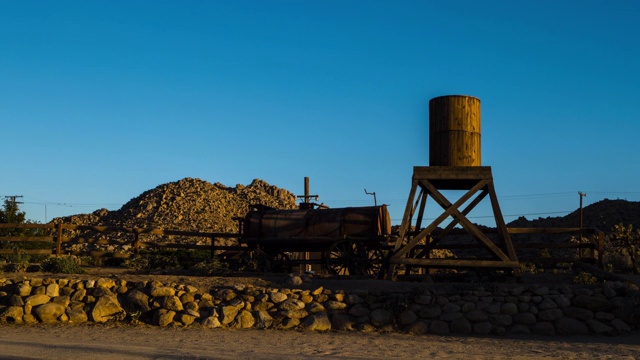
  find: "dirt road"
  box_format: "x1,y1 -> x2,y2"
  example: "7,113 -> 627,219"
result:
1,324 -> 639,359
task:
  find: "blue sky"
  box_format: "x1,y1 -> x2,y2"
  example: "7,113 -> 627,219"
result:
1,0 -> 639,227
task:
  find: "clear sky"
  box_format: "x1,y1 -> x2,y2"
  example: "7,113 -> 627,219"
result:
1,0 -> 639,227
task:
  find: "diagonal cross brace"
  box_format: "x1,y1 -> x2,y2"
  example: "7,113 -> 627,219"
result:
421,179 -> 511,262
414,188 -> 489,258
392,179 -> 489,259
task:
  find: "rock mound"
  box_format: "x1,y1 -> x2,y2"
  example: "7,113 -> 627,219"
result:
507,199 -> 640,234
52,178 -> 297,241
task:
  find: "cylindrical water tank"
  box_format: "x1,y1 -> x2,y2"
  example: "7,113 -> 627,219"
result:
429,95 -> 481,166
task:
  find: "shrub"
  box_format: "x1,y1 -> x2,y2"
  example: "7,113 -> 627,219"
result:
605,224 -> 640,274
573,271 -> 599,285
3,260 -> 29,273
41,256 -> 85,274
190,258 -> 228,276
0,240 -> 51,264
122,250 -> 180,271
122,249 -> 223,273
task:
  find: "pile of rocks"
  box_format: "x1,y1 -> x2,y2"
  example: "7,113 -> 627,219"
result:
52,178 -> 297,251
1,276 -> 638,336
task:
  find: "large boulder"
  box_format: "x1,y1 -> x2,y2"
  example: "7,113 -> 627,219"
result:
301,312 -> 331,331
34,303 -> 66,323
91,295 -> 125,323
24,294 -> 51,307
125,289 -> 151,313
0,306 -> 24,324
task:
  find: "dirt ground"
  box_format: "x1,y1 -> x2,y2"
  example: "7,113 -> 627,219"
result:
2,269 -> 640,359
1,323 -> 639,359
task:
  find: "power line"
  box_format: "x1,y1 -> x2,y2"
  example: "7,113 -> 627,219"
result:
3,195 -> 24,205
390,210 -> 573,222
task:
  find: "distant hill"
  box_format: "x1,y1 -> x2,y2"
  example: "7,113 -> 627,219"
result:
507,199 -> 640,234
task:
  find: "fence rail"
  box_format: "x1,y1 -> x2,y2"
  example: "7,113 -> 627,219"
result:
0,223 -> 242,259
0,223 -> 605,268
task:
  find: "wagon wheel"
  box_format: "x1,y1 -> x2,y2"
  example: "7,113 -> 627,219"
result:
325,240 -> 369,276
237,249 -> 271,272
364,248 -> 385,279
270,252 -> 293,274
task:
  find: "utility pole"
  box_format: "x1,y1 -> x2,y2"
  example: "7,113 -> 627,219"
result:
2,195 -> 24,225
578,192 -> 587,248
578,192 -> 586,229
4,195 -> 24,206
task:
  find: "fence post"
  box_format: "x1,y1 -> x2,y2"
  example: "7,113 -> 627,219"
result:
598,231 -> 604,269
133,228 -> 140,251
210,236 -> 215,260
56,223 -> 63,257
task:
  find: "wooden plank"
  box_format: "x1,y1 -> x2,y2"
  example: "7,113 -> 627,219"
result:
64,238 -> 129,246
507,227 -> 588,234
413,166 -> 493,180
86,251 -> 131,258
415,242 -> 597,250
389,257 -> 520,268
56,223 -> 62,257
426,227 -> 600,236
0,249 -> 52,255
0,237 -> 55,242
0,223 -> 56,229
139,242 -> 211,250
519,257 -> 596,265
413,190 -> 428,236
62,224 -> 239,238
395,180 -> 419,251
514,243 -> 597,249
487,181 -> 519,263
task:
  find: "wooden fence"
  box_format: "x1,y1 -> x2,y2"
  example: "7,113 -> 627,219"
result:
0,223 -> 605,268
422,227 -> 604,268
0,223 -> 242,260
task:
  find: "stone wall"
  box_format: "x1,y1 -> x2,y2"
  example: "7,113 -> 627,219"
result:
1,276 -> 638,336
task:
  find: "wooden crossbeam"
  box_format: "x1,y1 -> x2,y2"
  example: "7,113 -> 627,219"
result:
421,179 -> 510,262
388,257 -> 520,268
487,180 -> 518,262
414,188 -> 489,258
394,179 -> 419,251
389,166 -> 520,275
392,178 -> 488,259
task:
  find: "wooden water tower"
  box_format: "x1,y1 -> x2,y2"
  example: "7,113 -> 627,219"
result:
388,95 -> 520,277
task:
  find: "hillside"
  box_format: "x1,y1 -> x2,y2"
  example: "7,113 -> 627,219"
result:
507,199 -> 640,234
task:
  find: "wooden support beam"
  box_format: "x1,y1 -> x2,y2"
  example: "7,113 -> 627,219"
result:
414,189 -> 489,258
414,190 -> 428,237
0,236 -> 55,242
391,166 -> 521,273
395,180 -> 419,251
420,178 -> 510,262
488,181 -> 518,263
392,178 -> 488,259
389,257 -> 520,269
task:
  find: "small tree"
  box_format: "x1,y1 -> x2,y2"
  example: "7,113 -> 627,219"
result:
0,199 -> 28,236
606,223 -> 640,274
0,200 -> 50,266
